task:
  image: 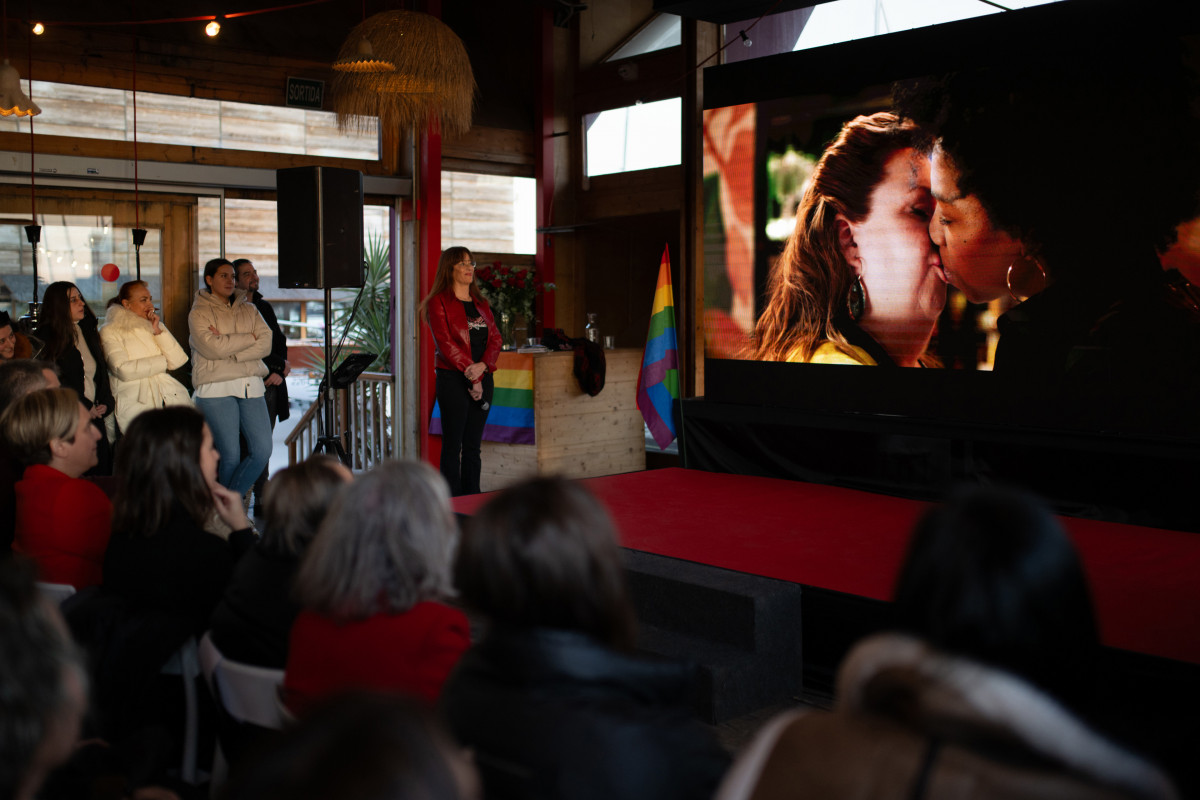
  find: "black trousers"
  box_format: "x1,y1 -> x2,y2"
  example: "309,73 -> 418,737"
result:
436,369 -> 493,496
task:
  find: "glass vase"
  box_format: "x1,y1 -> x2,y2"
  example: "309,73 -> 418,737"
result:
498,310 -> 516,351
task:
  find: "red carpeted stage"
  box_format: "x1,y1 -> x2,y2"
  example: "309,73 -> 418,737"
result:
452,467 -> 1200,667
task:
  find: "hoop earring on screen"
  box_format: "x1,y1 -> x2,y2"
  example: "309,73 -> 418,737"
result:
846,274 -> 866,322
1006,254 -> 1048,303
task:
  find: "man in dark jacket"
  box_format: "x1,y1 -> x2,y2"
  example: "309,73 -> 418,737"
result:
234,259 -> 290,513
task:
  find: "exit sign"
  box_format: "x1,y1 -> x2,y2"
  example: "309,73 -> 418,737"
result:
286,77 -> 324,109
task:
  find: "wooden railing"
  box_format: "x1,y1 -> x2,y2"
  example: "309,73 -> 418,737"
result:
285,372 -> 393,470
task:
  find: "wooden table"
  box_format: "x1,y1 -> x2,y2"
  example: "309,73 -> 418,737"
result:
478,348 -> 646,492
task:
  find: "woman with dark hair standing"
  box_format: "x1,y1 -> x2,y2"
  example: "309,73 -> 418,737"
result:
103,406 -> 257,634
188,258 -> 273,496
419,246 -> 502,496
36,281 -> 114,473
754,112 -> 945,367
716,486 -> 1177,800
442,476 -> 729,800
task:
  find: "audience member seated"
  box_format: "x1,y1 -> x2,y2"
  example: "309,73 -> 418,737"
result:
103,406 -> 257,635
209,455 -> 352,668
0,310 -> 34,363
715,486 -> 1178,800
282,460 -> 469,716
441,476 -> 730,800
221,692 -> 479,800
0,360 -> 60,556
2,388 -> 110,588
0,558 -> 88,800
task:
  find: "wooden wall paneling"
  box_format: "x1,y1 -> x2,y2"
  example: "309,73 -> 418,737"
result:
578,166 -> 683,220
163,201 -> 199,345
579,211 -> 679,347
442,126 -> 535,169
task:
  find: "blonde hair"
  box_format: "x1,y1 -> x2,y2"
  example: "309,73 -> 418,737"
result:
294,460 -> 456,620
0,388 -> 81,466
260,456 -> 349,557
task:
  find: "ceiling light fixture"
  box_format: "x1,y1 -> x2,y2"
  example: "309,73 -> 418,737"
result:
330,10 -> 475,135
205,18 -> 221,37
332,37 -> 394,73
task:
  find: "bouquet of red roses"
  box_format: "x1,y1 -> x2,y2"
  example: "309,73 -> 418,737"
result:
474,261 -> 555,320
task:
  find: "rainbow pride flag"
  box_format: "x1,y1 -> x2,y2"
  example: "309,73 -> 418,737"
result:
430,353 -> 536,444
637,246 -> 680,449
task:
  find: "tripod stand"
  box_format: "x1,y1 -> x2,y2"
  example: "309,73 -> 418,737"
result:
312,287 -> 377,466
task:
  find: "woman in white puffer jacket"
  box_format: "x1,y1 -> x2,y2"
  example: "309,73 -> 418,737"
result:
100,280 -> 192,434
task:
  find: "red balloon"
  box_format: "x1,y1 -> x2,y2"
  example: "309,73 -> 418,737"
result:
101,263 -> 120,282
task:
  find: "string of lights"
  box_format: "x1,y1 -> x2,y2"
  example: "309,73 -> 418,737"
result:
24,0 -> 338,37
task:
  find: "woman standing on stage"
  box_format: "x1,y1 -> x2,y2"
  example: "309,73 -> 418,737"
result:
419,246 -> 502,496
188,257 -> 273,496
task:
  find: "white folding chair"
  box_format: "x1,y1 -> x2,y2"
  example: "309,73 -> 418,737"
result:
160,637 -> 202,785
198,632 -> 287,795
35,581 -> 76,605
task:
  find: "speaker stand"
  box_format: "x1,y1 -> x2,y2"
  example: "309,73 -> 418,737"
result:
313,286 -> 351,467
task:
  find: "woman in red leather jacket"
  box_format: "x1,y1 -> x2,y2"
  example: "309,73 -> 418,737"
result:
419,247 -> 502,495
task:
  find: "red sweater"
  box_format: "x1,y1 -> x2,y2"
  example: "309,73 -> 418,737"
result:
14,464 -> 112,588
282,601 -> 470,716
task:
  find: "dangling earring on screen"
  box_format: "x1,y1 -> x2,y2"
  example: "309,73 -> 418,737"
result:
1006,252 -> 1048,303
847,273 -> 866,322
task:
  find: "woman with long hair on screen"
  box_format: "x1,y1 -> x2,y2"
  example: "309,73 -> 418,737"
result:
753,112 -> 946,368
418,246 -> 502,496
36,281 -> 114,472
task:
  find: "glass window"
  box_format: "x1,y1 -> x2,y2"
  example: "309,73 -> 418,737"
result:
794,0 -> 1062,51
584,98 -> 682,177
608,14 -> 682,61
441,172 -> 536,255
0,81 -> 379,160
0,217 -> 161,321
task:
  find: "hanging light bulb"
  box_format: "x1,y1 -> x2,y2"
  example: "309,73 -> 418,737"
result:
205,18 -> 221,37
31,22 -> 44,35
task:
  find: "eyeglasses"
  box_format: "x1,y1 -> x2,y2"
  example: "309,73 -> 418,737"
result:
459,260 -> 477,269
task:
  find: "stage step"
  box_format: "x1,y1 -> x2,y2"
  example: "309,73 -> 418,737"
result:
623,549 -> 803,724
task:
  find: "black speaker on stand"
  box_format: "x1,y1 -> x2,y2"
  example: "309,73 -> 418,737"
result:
276,166 -> 366,466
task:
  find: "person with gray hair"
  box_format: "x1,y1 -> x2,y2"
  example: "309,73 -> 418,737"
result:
0,558 -> 88,800
281,460 -> 469,716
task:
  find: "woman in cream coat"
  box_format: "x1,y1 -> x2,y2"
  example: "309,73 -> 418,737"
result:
100,280 -> 192,434
189,258 -> 273,496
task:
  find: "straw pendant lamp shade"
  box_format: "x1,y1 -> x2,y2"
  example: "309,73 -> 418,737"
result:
330,10 -> 475,136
